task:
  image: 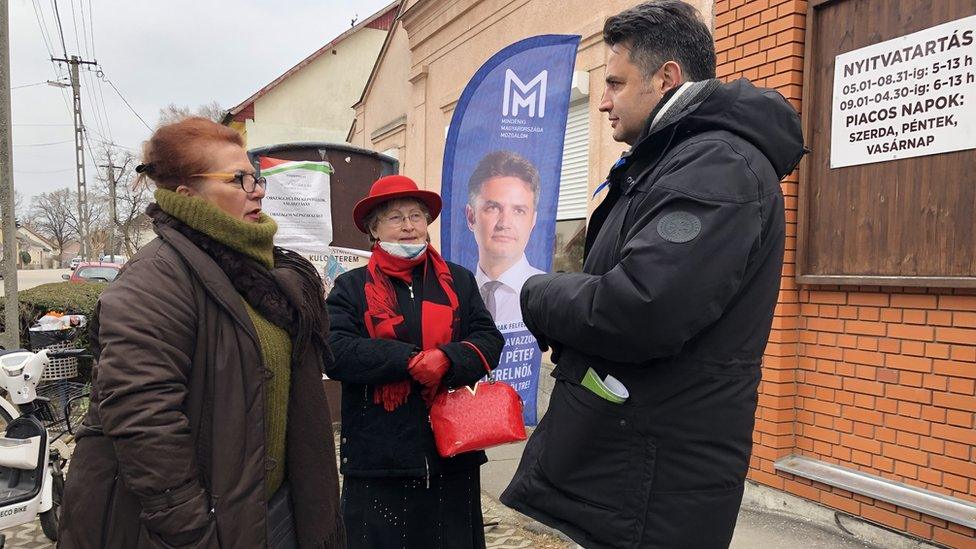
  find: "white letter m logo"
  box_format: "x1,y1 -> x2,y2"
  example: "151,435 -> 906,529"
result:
503,69 -> 548,118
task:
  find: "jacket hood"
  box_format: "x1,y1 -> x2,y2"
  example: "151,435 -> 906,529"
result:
635,78 -> 804,179
680,78 -> 804,179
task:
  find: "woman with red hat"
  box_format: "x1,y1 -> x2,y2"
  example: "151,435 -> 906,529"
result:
326,175 -> 504,548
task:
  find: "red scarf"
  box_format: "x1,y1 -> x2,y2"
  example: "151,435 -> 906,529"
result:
364,243 -> 460,411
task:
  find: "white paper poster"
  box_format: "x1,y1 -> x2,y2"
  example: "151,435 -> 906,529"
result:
305,246 -> 372,296
831,15 -> 976,168
259,157 -> 333,254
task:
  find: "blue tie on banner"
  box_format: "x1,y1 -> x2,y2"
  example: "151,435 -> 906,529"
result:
441,35 -> 580,426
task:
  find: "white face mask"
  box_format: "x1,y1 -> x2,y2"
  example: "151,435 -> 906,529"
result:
379,241 -> 428,259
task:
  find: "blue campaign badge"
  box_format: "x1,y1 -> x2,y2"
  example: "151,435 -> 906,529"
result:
657,211 -> 702,243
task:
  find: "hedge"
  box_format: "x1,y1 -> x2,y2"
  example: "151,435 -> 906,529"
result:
0,281 -> 105,381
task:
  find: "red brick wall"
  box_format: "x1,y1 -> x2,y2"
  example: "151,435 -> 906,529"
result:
713,1 -> 976,547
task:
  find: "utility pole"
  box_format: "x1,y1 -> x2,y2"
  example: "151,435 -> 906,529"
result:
100,160 -> 119,258
1,0 -> 19,349
51,55 -> 97,260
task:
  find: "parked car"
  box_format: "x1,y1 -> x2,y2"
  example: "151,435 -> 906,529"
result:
69,257 -> 83,270
62,262 -> 122,284
98,254 -> 128,264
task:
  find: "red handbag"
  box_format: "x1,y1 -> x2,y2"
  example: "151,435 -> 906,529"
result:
429,341 -> 527,457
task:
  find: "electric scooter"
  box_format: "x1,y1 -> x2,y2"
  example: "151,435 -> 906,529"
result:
0,347 -> 90,547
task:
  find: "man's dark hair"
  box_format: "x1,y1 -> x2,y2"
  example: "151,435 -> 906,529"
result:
603,1 -> 716,82
467,150 -> 540,208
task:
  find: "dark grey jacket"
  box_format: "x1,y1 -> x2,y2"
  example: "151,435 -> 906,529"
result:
501,78 -> 804,549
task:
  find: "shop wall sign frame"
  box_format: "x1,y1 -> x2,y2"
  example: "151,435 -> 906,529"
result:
797,0 -> 976,288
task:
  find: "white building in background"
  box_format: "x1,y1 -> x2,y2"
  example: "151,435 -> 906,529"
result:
223,2 -> 399,148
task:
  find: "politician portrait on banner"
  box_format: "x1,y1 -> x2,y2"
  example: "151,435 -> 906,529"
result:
441,35 -> 580,425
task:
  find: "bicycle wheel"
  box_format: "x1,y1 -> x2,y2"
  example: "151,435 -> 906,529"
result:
39,460 -> 65,541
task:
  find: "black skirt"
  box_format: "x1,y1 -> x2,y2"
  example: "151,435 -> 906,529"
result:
342,467 -> 486,549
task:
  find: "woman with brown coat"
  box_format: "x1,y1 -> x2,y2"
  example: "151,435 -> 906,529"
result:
58,117 -> 343,548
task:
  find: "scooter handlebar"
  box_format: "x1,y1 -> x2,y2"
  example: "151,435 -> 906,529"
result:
46,348 -> 92,360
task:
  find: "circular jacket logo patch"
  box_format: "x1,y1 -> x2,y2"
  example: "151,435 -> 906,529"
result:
657,211 -> 702,243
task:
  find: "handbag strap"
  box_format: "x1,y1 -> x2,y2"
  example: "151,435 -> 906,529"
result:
460,341 -> 493,380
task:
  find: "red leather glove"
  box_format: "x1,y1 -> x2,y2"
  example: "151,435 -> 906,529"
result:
408,349 -> 450,387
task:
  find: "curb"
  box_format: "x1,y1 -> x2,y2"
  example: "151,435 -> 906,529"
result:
741,480 -> 946,549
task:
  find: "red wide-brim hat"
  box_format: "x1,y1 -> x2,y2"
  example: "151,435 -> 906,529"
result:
352,175 -> 443,234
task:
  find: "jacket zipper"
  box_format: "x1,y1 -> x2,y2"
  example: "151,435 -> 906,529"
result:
425,457 -> 430,489
408,284 -> 414,299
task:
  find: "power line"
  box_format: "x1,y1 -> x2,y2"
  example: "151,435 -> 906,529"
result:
83,65 -> 112,141
94,75 -> 113,141
50,0 -> 68,58
66,0 -> 108,142
30,0 -> 54,57
86,0 -> 95,58
77,0 -> 92,58
12,123 -> 73,126
68,0 -> 84,57
11,81 -> 47,90
32,0 -> 73,118
82,127 -> 100,175
77,0 -> 112,141
85,126 -> 134,151
14,167 -> 74,174
81,68 -> 106,139
102,76 -> 151,131
13,139 -> 74,147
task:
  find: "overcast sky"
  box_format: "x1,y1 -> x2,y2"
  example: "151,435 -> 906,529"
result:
8,0 -> 394,205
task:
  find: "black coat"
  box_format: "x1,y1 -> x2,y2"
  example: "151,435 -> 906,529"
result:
325,259 -> 504,478
501,79 -> 804,549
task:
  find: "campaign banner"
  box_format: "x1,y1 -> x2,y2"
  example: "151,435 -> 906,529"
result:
440,34 -> 580,425
259,157 -> 333,254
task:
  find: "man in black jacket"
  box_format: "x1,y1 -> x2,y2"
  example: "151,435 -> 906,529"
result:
500,2 -> 805,548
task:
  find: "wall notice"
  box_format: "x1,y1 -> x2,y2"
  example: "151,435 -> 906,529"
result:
831,15 -> 976,168
259,157 -> 333,254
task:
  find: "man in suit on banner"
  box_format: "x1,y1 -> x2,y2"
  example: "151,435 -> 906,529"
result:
466,150 -> 545,327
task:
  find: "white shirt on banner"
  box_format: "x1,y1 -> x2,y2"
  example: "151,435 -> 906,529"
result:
475,255 -> 545,329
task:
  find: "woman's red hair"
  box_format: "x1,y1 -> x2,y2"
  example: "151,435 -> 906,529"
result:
139,116 -> 244,190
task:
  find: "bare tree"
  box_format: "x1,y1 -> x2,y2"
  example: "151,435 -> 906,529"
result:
29,189 -> 77,265
196,101 -> 224,122
157,101 -> 224,127
157,104 -> 192,126
95,146 -> 153,257
14,190 -> 24,222
66,188 -> 109,260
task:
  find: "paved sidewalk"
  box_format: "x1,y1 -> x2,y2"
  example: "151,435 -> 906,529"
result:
0,524 -> 51,548
2,433 -> 889,548
482,439 -> 883,549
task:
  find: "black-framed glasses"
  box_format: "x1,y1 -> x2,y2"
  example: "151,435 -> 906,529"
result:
192,170 -> 268,193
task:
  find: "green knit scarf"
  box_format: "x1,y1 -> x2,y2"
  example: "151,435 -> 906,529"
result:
155,188 -> 291,498
154,188 -> 277,268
